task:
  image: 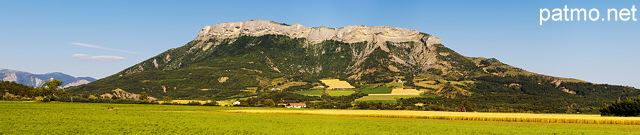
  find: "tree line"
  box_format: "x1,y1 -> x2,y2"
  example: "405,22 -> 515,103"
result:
600,96 -> 640,116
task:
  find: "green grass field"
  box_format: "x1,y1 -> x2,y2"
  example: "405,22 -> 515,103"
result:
360,86 -> 392,94
385,83 -> 403,88
1,101 -> 639,134
326,89 -> 354,96
293,90 -> 323,96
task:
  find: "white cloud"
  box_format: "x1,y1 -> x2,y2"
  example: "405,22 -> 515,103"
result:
71,43 -> 139,54
72,54 -> 125,62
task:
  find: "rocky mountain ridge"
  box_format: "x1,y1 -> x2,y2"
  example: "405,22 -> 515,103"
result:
197,19 -> 439,45
0,68 -> 96,88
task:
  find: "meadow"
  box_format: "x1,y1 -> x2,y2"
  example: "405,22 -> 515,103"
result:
1,101 -> 640,134
359,84 -> 392,94
326,89 -> 355,96
293,90 -> 323,96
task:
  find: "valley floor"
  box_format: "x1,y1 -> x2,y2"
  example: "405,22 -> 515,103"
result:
1,101 -> 639,134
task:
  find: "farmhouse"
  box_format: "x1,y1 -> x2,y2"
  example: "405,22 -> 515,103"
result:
320,79 -> 355,90
286,103 -> 307,108
232,101 -> 241,106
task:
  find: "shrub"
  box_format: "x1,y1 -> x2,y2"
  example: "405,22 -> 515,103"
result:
186,101 -> 202,105
203,101 -> 218,106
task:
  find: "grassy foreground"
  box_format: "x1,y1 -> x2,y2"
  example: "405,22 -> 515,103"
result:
1,101 -> 639,134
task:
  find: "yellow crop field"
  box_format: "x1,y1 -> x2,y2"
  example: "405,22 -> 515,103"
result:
225,109 -> 640,125
216,101 -> 232,106
320,79 -> 355,89
390,88 -> 422,95
157,100 -> 212,104
420,81 -> 437,84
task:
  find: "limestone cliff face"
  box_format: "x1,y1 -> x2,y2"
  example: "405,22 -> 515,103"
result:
196,20 -> 439,45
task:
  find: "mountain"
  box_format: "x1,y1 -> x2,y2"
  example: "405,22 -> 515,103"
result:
70,20 -> 639,113
0,68 -> 96,88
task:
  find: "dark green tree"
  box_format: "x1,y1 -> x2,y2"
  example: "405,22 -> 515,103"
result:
43,79 -> 63,90
139,92 -> 148,101
162,96 -> 172,102
462,100 -> 474,112
186,101 -> 201,105
263,99 -> 275,107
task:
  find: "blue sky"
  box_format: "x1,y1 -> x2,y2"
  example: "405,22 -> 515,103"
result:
1,0 -> 638,88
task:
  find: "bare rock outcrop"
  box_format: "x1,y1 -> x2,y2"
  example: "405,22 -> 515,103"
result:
62,79 -> 91,88
100,88 -> 157,101
196,19 -> 441,50
2,73 -> 17,82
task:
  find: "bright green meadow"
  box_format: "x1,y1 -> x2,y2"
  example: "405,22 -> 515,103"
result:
1,101 -> 639,134
293,90 -> 323,96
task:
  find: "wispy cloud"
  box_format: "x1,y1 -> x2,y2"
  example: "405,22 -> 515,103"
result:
71,43 -> 139,54
72,54 -> 125,62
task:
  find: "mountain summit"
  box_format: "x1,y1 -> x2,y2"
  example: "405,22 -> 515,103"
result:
70,20 -> 638,113
197,19 -> 436,45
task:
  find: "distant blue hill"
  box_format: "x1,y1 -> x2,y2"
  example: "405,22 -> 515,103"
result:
0,68 -> 96,88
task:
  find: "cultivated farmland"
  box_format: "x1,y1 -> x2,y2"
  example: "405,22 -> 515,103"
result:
355,82 -> 424,103
326,89 -> 355,96
320,79 -> 355,90
157,100 -> 219,105
360,84 -> 393,94
229,109 -> 640,125
390,88 -> 421,95
293,90 -> 323,96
